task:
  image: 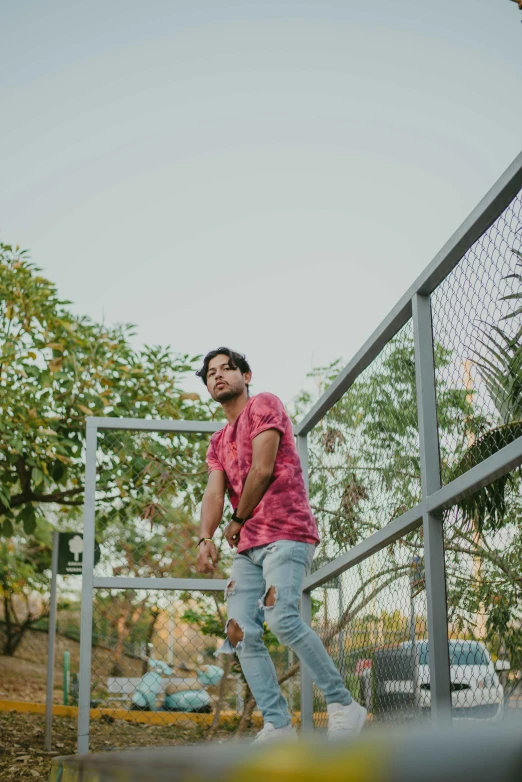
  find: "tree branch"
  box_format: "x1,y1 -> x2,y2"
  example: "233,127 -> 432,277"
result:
7,486 -> 84,510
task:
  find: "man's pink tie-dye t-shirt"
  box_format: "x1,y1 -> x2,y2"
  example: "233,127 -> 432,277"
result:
206,392 -> 319,553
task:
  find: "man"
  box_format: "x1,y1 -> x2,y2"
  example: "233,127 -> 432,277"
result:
195,348 -> 367,743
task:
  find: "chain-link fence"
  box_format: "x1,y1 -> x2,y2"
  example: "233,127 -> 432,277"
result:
431,192 -> 522,485
79,422 -> 303,750
310,531 -> 428,729
93,429 -> 215,581
297,157 -> 522,733
88,588 -> 246,747
307,322 -> 421,569
87,585 -> 301,746
444,472 -> 522,720
78,154 -> 522,752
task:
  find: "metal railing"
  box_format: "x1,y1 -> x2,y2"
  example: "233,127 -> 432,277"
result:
297,150 -> 522,727
78,150 -> 522,751
78,419 -> 226,753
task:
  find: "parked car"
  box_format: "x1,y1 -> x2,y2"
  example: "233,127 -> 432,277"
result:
400,640 -> 508,720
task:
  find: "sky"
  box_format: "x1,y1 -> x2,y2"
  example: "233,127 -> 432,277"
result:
1,0 -> 521,408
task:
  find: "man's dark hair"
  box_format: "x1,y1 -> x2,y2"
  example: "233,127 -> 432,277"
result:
196,347 -> 251,386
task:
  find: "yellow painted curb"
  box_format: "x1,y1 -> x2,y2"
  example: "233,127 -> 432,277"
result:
0,699 -> 78,718
0,698 -> 271,727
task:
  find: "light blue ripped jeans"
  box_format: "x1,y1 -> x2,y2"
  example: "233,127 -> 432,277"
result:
216,540 -> 352,728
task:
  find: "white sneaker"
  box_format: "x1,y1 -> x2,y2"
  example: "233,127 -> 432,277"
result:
252,722 -> 298,744
327,701 -> 367,739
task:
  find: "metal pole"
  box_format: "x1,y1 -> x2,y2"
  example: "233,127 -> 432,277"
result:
77,421 -> 98,753
410,594 -> 416,646
44,530 -> 59,751
297,433 -> 314,731
287,648 -> 295,712
167,614 -> 174,666
300,591 -> 314,731
337,576 -> 346,680
412,293 -> 452,723
63,650 -> 70,706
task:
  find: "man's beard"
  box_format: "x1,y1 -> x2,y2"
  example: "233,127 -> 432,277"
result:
213,385 -> 242,403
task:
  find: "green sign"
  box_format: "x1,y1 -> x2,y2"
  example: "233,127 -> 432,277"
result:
57,533 -> 100,575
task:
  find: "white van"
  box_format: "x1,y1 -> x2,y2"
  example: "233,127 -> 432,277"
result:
402,640 -> 507,720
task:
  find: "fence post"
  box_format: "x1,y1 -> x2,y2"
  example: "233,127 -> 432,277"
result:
412,293 -> 452,722
297,434 -> 314,731
77,421 -> 98,753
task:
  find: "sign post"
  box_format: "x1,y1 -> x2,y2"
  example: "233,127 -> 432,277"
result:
44,531 -> 59,751
44,532 -> 99,750
58,533 -> 87,576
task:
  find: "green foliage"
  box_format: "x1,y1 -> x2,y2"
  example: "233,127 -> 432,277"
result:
454,247 -> 522,531
0,516 -> 53,599
473,322 -> 522,423
294,315 -> 521,673
180,597 -> 225,641
0,241 -> 225,657
448,421 -> 522,532
0,241 -> 219,536
444,242 -> 522,671
294,334 -> 475,556
0,514 -> 54,653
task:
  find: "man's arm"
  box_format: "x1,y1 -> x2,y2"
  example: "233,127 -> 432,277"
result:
223,429 -> 281,548
196,470 -> 226,573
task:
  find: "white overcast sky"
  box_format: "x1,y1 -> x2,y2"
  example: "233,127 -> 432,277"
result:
2,0 -> 521,407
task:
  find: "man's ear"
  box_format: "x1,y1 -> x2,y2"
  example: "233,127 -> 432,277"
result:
244,371 -> 252,386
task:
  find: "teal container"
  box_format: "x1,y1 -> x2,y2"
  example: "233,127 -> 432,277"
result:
163,689 -> 211,713
197,665 -> 224,687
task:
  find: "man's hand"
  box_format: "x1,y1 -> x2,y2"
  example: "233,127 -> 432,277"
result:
196,540 -> 219,573
224,520 -> 243,548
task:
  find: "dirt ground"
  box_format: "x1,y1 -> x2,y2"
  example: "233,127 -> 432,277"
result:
0,655 -> 250,781
0,654 -> 64,705
0,711 -> 236,782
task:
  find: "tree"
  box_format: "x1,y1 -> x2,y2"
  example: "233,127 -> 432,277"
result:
1,241 -> 223,659
0,518 -> 52,654
0,241 -> 218,538
295,331 -> 477,560
290,325 -> 520,683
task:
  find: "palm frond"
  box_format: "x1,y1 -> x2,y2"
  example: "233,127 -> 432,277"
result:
449,421 -> 522,532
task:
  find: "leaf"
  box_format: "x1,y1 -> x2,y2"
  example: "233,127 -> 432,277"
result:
448,421 -> 522,531
20,503 -> 37,535
49,358 -> 62,373
77,404 -> 93,416
0,485 -> 11,507
38,427 -> 58,436
55,454 -> 73,465
0,519 -> 14,537
12,439 -> 24,454
31,466 -> 44,486
51,461 -> 65,481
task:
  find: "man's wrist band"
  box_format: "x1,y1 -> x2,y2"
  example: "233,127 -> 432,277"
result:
197,537 -> 213,548
231,512 -> 246,525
